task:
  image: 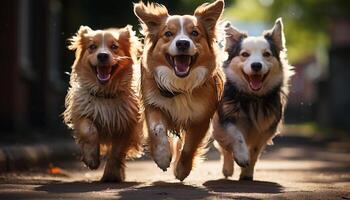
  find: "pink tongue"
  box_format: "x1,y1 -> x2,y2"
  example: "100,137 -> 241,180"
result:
97,73 -> 110,80
97,67 -> 111,81
249,75 -> 263,91
174,55 -> 191,72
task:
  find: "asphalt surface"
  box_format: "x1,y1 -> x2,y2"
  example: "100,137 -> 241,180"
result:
0,135 -> 349,200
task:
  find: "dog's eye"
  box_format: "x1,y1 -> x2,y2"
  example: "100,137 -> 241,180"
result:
89,44 -> 97,51
164,31 -> 173,37
111,44 -> 118,50
241,52 -> 250,57
191,30 -> 199,37
263,52 -> 271,57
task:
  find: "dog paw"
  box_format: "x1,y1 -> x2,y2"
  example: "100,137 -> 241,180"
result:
234,154 -> 250,168
153,147 -> 172,171
233,143 -> 250,168
234,149 -> 250,167
222,164 -> 233,178
80,142 -> 100,170
100,171 -> 125,183
222,151 -> 234,178
174,160 -> 191,181
151,124 -> 172,171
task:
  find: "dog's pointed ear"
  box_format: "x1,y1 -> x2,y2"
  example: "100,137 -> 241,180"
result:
68,25 -> 92,51
118,25 -> 142,61
264,18 -> 285,51
194,0 -> 224,38
133,1 -> 168,40
224,22 -> 245,52
119,25 -> 133,39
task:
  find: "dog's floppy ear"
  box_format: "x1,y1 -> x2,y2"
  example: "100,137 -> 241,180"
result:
224,22 -> 246,52
133,1 -> 168,40
68,25 -> 92,51
194,0 -> 224,39
264,18 -> 285,51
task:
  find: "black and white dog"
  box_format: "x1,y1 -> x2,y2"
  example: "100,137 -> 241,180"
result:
212,18 -> 294,180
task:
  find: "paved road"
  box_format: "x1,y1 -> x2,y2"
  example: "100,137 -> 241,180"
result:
0,135 -> 349,199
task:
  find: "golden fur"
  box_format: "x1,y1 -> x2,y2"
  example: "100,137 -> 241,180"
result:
63,25 -> 143,182
134,0 -> 225,181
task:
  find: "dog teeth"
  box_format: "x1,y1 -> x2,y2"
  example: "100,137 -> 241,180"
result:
97,73 -> 111,81
175,66 -> 190,73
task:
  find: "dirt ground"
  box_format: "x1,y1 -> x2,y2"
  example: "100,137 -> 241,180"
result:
0,135 -> 349,200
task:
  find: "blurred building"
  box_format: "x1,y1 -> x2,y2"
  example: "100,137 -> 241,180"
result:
319,18 -> 350,130
0,0 -> 142,136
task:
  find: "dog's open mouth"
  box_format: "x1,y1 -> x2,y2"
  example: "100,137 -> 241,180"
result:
242,70 -> 269,91
94,65 -> 117,84
166,54 -> 197,78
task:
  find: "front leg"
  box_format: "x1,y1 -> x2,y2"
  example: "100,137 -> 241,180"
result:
146,107 -> 172,171
174,118 -> 210,181
101,137 -> 130,182
74,118 -> 100,170
239,132 -> 272,181
213,120 -> 250,168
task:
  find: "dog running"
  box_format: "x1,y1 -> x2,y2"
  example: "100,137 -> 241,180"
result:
213,18 -> 294,180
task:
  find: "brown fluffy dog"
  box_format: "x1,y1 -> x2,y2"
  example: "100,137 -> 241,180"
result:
134,0 -> 224,181
63,25 -> 143,182
213,19 -> 294,180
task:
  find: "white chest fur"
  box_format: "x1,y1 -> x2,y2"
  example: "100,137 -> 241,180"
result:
144,89 -> 211,125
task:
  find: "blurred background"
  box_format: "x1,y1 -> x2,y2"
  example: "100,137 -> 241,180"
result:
1,0 -> 350,143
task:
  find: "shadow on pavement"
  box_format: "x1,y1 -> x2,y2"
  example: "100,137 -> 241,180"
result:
35,181 -> 140,193
118,181 -> 212,200
203,179 -> 284,194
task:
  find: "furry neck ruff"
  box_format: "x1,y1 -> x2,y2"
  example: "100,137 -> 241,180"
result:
156,74 -> 221,98
89,90 -> 118,99
218,80 -> 284,130
157,85 -> 182,98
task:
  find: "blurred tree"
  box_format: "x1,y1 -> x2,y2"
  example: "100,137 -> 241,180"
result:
223,0 -> 350,62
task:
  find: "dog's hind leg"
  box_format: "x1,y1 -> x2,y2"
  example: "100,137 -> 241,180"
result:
174,118 -> 210,181
146,107 -> 172,172
215,141 -> 234,178
75,118 -> 100,170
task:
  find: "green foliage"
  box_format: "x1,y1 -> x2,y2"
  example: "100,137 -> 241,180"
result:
223,0 -> 350,63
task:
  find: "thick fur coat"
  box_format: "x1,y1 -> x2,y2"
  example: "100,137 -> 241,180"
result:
134,0 -> 225,181
63,25 -> 143,182
213,18 -> 294,180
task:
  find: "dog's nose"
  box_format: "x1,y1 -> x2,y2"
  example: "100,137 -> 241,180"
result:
251,62 -> 262,72
97,53 -> 109,64
176,39 -> 190,51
